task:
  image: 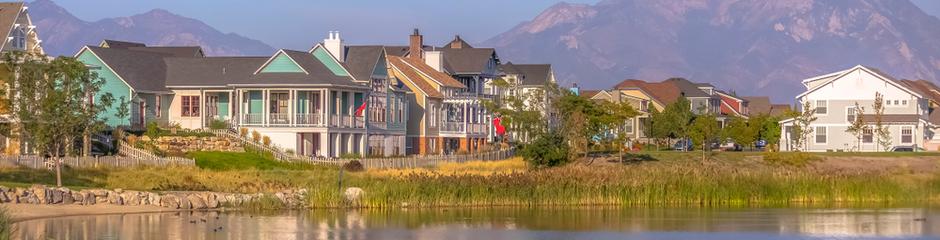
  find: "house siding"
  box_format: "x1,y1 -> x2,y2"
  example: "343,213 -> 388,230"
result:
77,50 -> 132,127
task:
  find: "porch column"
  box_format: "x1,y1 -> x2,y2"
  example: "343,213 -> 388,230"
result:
227,91 -> 234,122
318,132 -> 329,157
322,90 -> 329,126
360,134 -> 367,156
288,89 -> 295,126
333,133 -> 341,157
200,90 -> 206,129
262,89 -> 268,126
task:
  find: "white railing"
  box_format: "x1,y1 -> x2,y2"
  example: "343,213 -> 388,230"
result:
442,122 -> 465,133
295,113 -> 322,126
242,113 -> 263,124
469,123 -> 487,134
269,113 -> 290,125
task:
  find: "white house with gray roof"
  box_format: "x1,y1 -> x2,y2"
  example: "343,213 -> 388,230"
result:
779,65 -> 931,152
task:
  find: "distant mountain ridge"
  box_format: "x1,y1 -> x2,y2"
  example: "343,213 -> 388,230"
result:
28,0 -> 274,57
483,0 -> 940,101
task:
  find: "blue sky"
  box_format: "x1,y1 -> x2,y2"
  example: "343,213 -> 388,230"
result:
49,0 -> 940,50
49,0 -> 601,49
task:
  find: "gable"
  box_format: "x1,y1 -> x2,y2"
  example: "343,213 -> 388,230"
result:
802,68 -> 916,101
312,47 -> 350,76
260,52 -> 305,73
372,54 -> 388,77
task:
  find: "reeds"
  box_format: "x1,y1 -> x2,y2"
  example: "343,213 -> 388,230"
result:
0,206 -> 11,240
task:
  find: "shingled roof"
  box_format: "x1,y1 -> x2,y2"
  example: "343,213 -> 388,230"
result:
165,57 -> 268,87
0,2 -> 24,51
342,45 -> 385,81
500,62 -> 552,87
387,56 -> 443,98
100,40 -> 146,48
442,35 -> 473,49
84,46 -> 174,92
613,79 -> 682,106
438,48 -> 496,74
245,49 -> 359,87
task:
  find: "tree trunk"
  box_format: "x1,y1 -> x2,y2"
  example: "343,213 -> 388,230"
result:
82,131 -> 90,157
54,146 -> 62,187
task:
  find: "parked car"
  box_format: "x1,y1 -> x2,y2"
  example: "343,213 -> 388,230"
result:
673,139 -> 693,151
754,139 -> 767,149
890,146 -> 916,152
719,139 -> 742,151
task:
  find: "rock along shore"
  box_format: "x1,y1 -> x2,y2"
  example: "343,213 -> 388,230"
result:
0,185 -> 307,210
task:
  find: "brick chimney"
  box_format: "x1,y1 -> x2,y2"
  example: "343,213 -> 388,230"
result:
409,28 -> 423,60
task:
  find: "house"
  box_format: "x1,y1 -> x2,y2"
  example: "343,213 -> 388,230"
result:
0,1 -> 44,155
386,30 -> 491,154
897,79 -> 940,150
779,65 -> 929,152
715,90 -> 749,117
74,40 -> 193,128
161,32 -> 406,157
498,62 -> 556,141
742,96 -> 790,118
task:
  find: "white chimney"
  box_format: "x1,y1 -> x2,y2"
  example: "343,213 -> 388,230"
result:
424,50 -> 443,72
324,31 -> 345,62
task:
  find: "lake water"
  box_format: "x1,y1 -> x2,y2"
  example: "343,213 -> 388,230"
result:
12,207 -> 940,240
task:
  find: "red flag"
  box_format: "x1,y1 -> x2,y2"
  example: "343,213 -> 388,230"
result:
355,102 -> 367,117
493,117 -> 506,135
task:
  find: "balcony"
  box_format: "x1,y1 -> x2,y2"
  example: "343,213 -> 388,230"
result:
442,122 -> 465,133
329,115 -> 365,129
295,113 -> 321,126
238,112 -> 326,127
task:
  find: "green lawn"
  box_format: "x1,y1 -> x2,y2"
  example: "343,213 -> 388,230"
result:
187,151 -> 321,171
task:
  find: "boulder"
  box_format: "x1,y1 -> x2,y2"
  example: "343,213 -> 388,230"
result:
187,194 -> 207,209
51,189 -> 63,204
107,192 -> 124,205
160,195 -> 180,209
148,192 -> 161,207
82,191 -> 96,205
179,195 -> 192,209
122,191 -> 141,206
71,192 -> 83,204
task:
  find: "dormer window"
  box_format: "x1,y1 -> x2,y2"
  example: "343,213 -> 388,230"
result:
10,27 -> 25,50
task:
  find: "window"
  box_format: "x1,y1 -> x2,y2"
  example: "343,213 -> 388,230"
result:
901,126 -> 913,144
846,107 -> 855,122
11,28 -> 25,50
863,128 -> 873,143
902,100 -> 908,106
624,119 -> 634,133
155,95 -> 161,118
893,100 -> 899,105
181,96 -> 200,117
815,126 -> 827,144
815,100 -> 827,114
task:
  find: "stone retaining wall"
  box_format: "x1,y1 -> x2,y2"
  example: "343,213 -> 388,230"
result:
0,185 -> 306,210
146,136 -> 243,153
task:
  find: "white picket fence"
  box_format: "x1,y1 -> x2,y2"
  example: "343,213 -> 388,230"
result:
117,141 -> 195,165
183,128 -> 517,169
0,155 -> 193,169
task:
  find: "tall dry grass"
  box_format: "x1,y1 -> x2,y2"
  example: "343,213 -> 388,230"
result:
0,205 -> 11,240
366,157 -> 527,178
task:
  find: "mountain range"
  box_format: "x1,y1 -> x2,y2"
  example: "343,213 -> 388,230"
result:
483,0 -> 940,101
28,0 -> 273,57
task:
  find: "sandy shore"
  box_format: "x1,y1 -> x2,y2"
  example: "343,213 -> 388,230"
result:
3,203 -> 185,222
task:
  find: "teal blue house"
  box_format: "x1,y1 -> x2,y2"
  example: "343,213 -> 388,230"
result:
74,40 -> 202,128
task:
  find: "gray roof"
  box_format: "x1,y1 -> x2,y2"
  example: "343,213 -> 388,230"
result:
664,78 -> 711,98
500,62 -> 552,86
438,48 -> 496,74
100,40 -> 146,49
87,46 -> 173,92
742,96 -> 772,115
342,45 -> 384,81
164,57 -> 268,87
126,46 -> 204,57
442,35 -> 473,49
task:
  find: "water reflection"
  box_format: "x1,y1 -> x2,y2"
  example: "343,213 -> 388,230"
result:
13,207 -> 939,240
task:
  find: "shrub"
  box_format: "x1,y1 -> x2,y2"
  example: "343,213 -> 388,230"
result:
262,136 -> 271,146
111,127 -> 125,141
145,121 -> 161,140
520,131 -> 570,167
762,152 -> 819,167
342,160 -> 364,172
126,135 -> 139,145
251,131 -> 261,143
239,128 -> 248,137
209,119 -> 229,130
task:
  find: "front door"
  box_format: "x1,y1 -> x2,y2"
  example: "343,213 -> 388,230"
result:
138,100 -> 146,127
270,92 -> 289,123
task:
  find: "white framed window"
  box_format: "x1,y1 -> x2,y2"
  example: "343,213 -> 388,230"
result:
901,126 -> 913,144
846,107 -> 856,123
814,100 -> 827,115
815,126 -> 827,144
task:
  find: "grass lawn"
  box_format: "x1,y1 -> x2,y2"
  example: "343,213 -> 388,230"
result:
187,151 -> 321,171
